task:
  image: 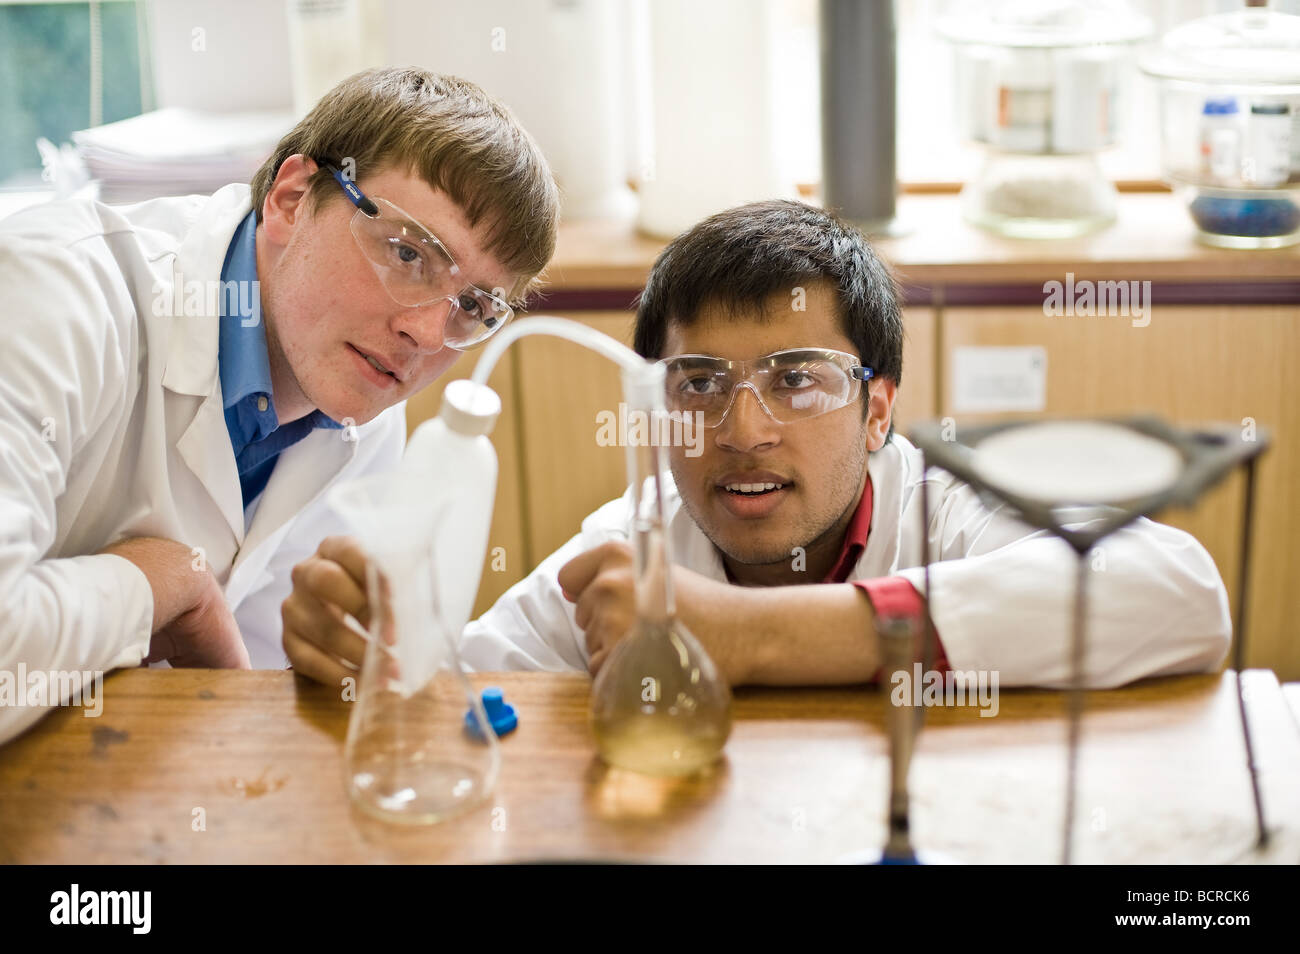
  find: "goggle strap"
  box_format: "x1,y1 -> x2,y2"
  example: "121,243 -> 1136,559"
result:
324,163 -> 380,217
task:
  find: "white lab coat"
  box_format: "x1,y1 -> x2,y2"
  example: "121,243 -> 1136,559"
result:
462,434 -> 1232,688
0,184 -> 405,742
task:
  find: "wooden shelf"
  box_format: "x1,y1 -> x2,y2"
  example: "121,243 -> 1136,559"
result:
544,192 -> 1300,292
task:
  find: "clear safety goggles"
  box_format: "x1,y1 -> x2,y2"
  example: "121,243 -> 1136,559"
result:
326,163 -> 513,350
659,348 -> 874,428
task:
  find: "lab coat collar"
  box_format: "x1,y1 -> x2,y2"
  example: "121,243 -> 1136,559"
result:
162,184 -> 255,398
166,184 -> 258,544
854,435 -> 916,580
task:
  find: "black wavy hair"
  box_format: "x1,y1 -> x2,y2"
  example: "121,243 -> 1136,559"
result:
633,199 -> 904,439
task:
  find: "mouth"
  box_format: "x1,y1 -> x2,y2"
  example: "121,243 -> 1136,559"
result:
348,344 -> 401,388
721,480 -> 788,497
713,473 -> 793,519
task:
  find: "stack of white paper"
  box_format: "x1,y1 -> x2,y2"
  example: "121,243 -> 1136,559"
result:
73,108 -> 293,204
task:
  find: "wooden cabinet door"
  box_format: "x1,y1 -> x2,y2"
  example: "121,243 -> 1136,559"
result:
514,311 -> 637,564
894,306 -> 937,434
937,304 -> 1299,679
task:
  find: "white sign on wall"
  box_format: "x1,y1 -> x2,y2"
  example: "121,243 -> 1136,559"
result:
951,346 -> 1047,413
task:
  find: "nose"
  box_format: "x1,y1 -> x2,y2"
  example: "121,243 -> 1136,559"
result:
390,297 -> 451,353
714,382 -> 780,453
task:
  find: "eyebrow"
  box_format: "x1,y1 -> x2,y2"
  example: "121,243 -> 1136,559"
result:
378,199 -> 511,295
387,214 -> 473,282
667,349 -> 838,365
389,213 -> 442,246
757,349 -> 842,363
664,355 -> 729,369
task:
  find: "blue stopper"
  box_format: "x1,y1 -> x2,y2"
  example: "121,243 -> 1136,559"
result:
1201,97 -> 1239,115
876,850 -> 922,865
466,686 -> 517,737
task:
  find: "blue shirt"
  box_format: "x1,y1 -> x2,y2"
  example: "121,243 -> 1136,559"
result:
219,211 -> 340,509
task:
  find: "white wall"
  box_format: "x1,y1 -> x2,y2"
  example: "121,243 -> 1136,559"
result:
382,0 -> 635,217
149,0 -> 294,111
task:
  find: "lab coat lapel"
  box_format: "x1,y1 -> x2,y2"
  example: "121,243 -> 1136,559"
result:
161,184 -> 252,397
174,393 -> 246,546
162,185 -> 256,545
227,426 -> 359,602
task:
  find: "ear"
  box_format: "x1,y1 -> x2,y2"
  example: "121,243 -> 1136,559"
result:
260,154 -> 319,248
864,377 -> 898,452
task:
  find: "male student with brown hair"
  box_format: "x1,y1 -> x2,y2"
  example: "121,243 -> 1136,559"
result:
0,67 -> 559,743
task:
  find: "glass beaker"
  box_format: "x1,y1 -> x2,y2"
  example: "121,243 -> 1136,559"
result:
331,472 -> 500,824
589,365 -> 732,777
962,151 -> 1117,239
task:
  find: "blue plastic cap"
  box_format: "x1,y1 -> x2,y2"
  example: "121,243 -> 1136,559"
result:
465,687 -> 518,737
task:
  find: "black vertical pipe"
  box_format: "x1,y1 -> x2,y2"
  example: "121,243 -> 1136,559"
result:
820,0 -> 899,229
1233,456 -> 1269,848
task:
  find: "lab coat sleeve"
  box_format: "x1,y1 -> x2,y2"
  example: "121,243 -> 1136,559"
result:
0,240 -> 154,744
460,530 -> 592,673
894,473 -> 1232,689
852,576 -> 950,679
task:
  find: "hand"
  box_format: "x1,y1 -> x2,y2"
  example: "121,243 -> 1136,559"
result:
558,542 -> 741,681
281,536 -> 370,687
100,536 -> 250,668
558,541 -> 638,675
146,571 -> 250,668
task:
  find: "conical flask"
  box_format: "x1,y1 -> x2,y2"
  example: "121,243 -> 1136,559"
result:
589,364 -> 732,777
329,382 -> 502,823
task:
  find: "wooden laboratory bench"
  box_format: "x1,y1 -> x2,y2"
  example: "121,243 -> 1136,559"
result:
1,668 -> 1297,865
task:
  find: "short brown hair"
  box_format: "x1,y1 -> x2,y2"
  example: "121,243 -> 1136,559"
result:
250,67 -> 559,302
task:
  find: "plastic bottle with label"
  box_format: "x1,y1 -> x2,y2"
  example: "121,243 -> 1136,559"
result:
1200,97 -> 1242,185
1245,102 -> 1293,188
1051,47 -> 1120,153
988,48 -> 1053,153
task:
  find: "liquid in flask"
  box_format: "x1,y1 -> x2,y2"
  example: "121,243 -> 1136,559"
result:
589,365 -> 732,776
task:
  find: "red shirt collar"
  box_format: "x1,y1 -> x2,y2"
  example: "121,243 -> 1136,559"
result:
824,473 -> 873,583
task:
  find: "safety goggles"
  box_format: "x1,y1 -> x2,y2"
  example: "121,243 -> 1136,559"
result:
324,163 -> 513,350
659,348 -> 874,428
